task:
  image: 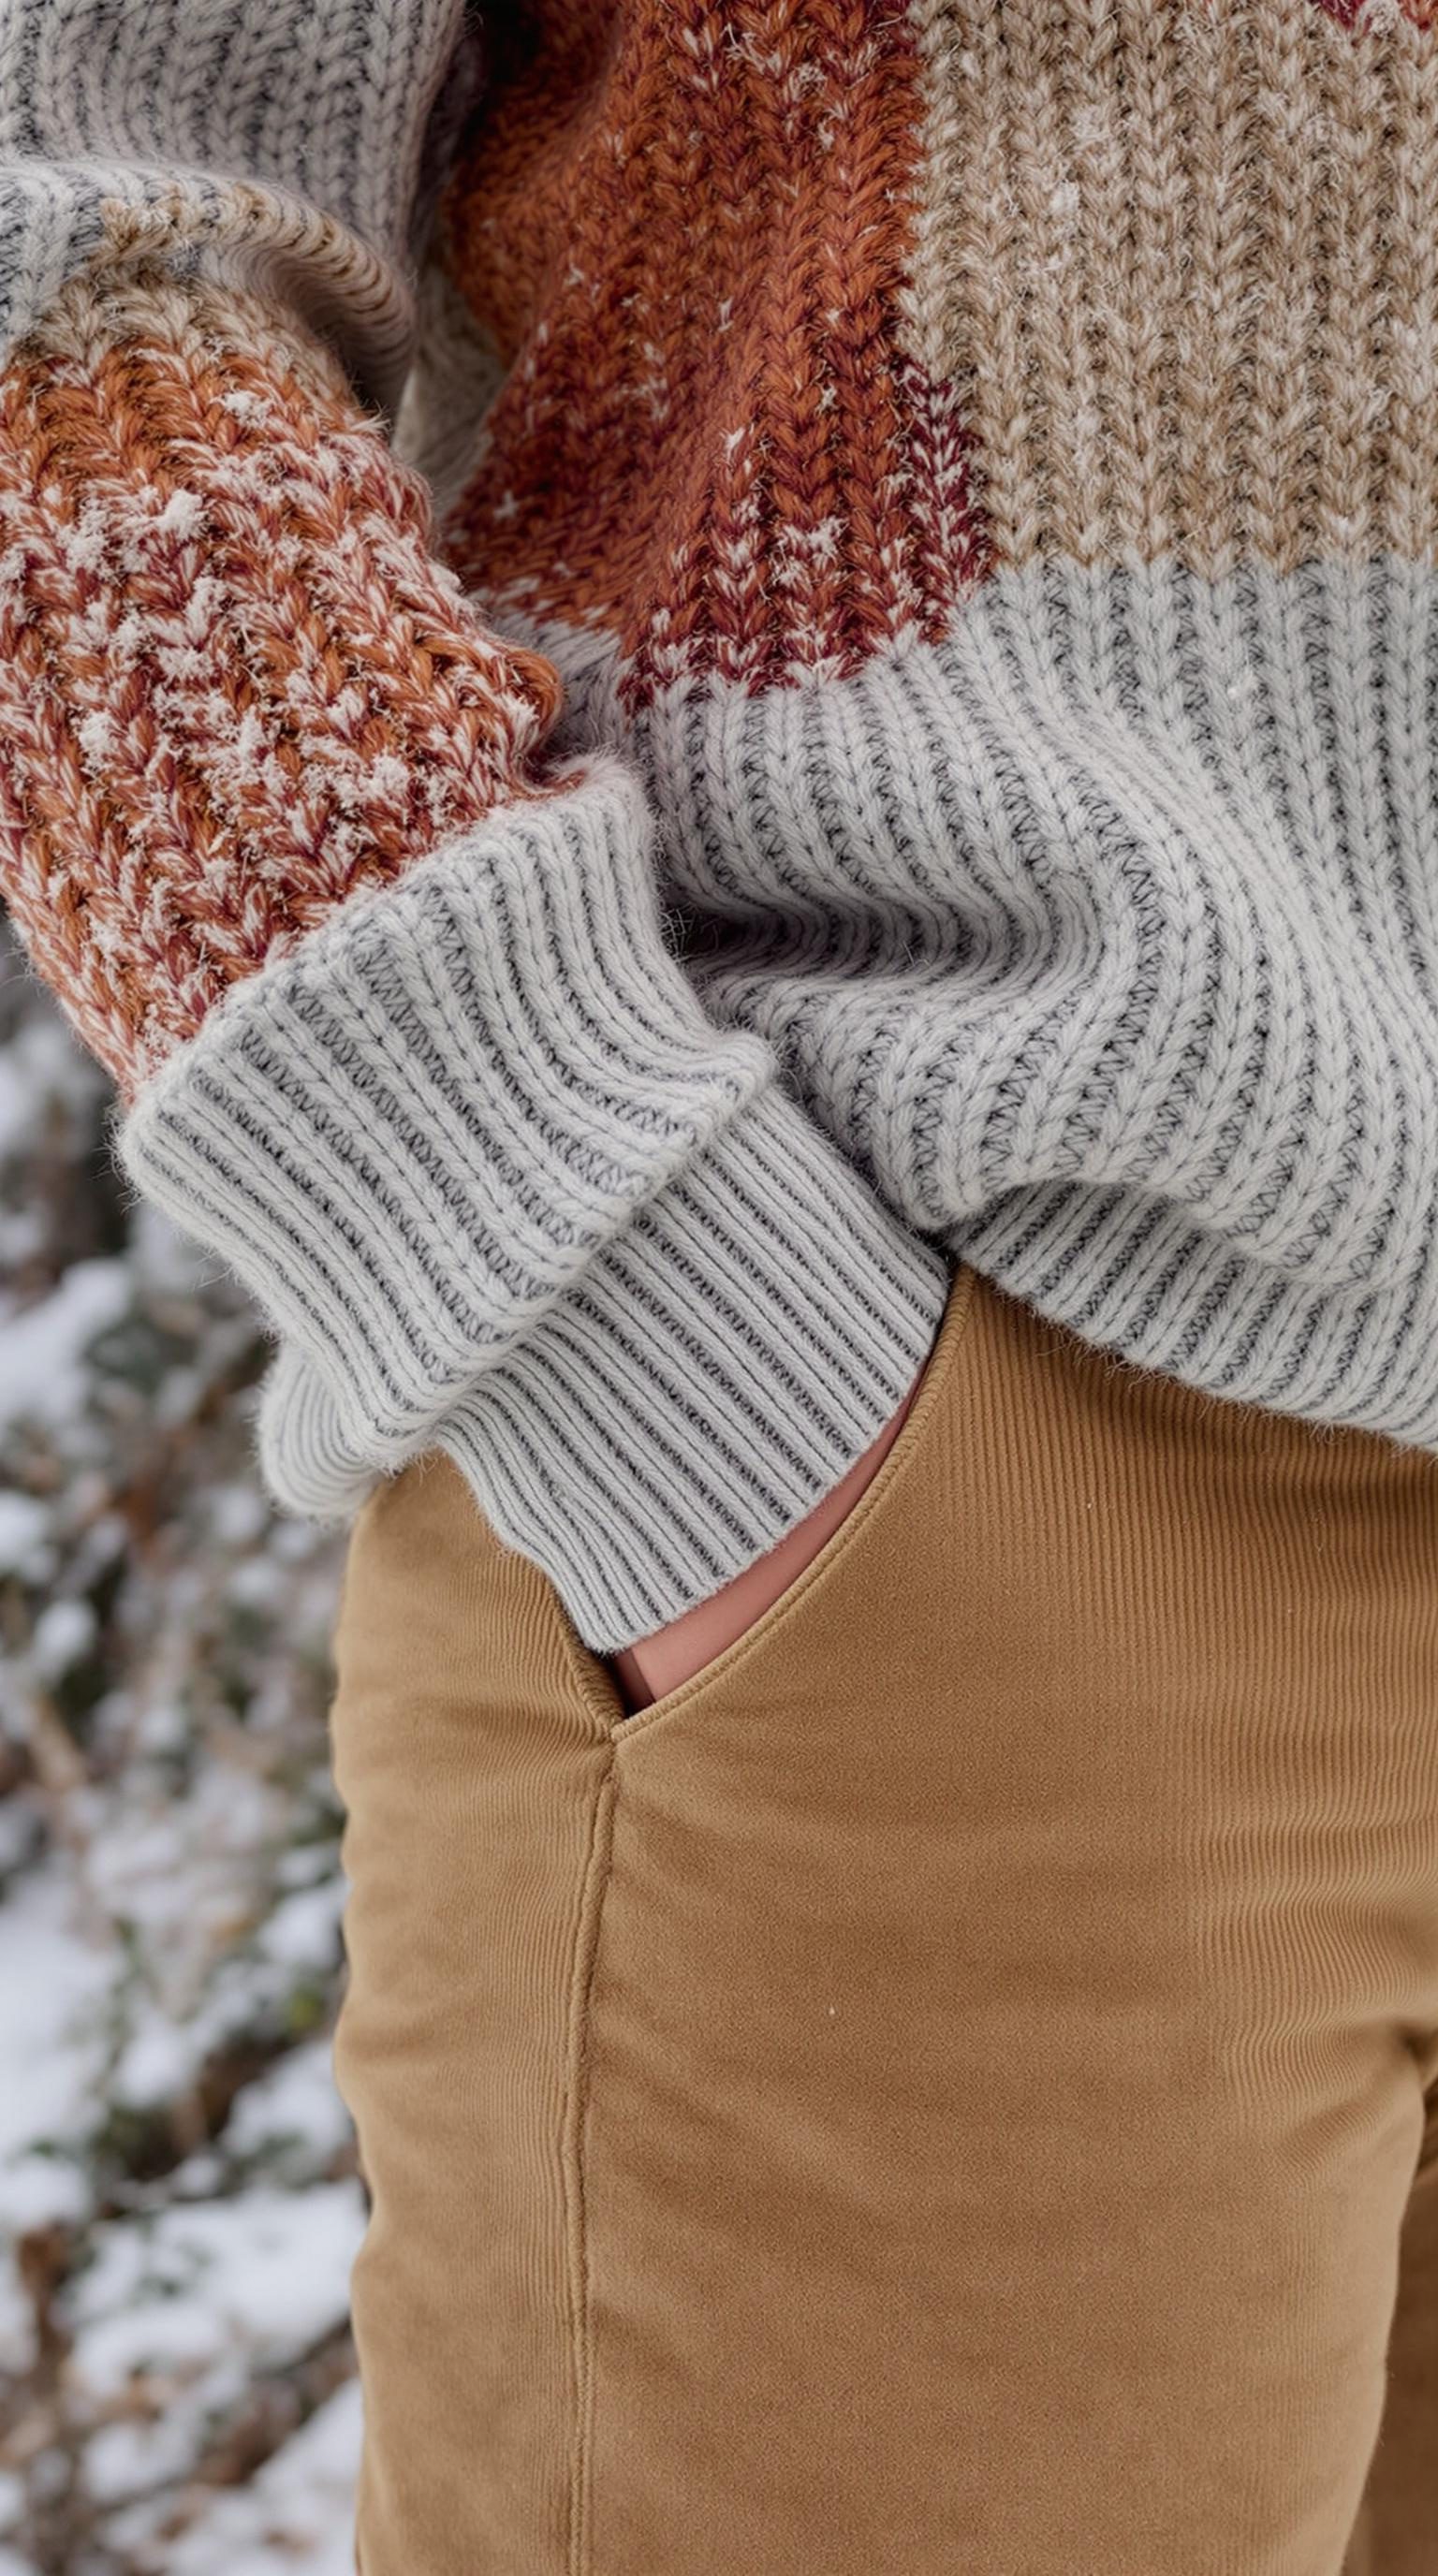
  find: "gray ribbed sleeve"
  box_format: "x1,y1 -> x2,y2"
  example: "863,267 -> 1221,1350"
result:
115,762 -> 951,1651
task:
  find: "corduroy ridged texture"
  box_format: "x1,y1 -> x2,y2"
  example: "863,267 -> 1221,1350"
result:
2,0 -> 1437,1648
328,1257 -> 1438,2571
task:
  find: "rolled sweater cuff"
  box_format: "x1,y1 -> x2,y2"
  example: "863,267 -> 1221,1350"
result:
113,765 -> 950,1651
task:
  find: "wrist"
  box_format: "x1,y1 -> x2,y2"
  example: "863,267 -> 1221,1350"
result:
609,1360 -> 926,1714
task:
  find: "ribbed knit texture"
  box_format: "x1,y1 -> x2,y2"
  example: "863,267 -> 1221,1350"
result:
120,768 -> 948,1647
2,0 -> 1436,1647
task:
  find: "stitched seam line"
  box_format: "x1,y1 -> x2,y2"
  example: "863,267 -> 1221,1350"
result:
562,1751 -> 618,2576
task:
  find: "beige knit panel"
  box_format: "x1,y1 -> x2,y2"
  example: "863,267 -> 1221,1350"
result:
901,0 -> 1438,574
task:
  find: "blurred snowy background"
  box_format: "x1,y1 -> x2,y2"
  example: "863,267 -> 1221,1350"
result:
0,917 -> 360,2574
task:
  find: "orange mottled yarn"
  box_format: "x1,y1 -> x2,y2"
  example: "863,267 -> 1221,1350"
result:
435,0 -> 990,695
0,275 -> 562,1099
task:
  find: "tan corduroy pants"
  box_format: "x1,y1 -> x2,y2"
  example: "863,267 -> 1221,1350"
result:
329,1261 -> 1438,2575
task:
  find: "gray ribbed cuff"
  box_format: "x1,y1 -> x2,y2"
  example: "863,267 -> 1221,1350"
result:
114,762 -> 949,1650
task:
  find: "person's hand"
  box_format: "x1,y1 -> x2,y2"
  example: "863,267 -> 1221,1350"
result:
607,1342 -> 934,1715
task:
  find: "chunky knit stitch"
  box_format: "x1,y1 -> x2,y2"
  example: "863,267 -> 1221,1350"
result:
1,0 -> 1435,1650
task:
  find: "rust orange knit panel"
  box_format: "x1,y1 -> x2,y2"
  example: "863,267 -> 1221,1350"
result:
435,0 -> 991,694
0,272 -> 563,1100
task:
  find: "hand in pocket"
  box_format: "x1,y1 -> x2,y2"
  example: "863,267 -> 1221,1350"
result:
607,1339 -> 937,1716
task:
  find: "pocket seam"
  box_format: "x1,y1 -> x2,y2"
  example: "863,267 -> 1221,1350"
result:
595,1260 -> 980,1749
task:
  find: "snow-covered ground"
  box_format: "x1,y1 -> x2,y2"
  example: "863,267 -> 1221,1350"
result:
0,930 -> 359,2572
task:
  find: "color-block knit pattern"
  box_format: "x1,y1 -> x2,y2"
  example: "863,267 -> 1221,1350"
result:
3,0 -> 1438,1653
429,0 -> 1435,680
0,0 -> 957,1650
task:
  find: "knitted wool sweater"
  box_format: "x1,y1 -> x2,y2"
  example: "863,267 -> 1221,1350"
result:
1,0 -> 1435,1653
